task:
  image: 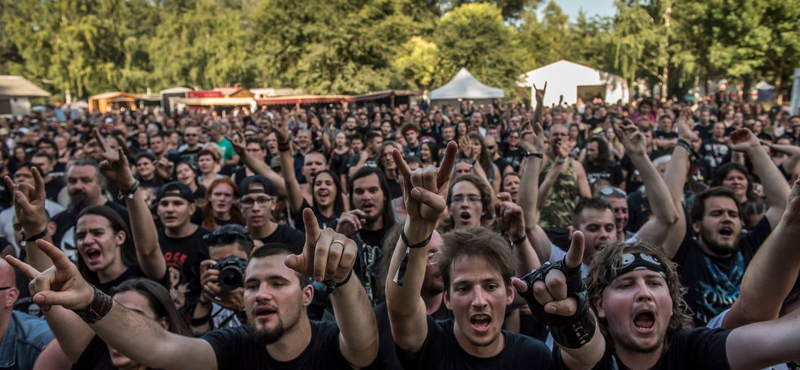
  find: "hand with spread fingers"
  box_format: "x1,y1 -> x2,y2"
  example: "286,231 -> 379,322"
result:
94,128 -> 136,191
394,141 -> 458,245
5,240 -> 95,312
273,118 -> 291,146
518,119 -> 545,154
4,166 -> 48,237
512,231 -> 595,348
614,121 -> 646,157
285,208 -> 357,284
494,192 -> 525,241
533,82 -> 547,106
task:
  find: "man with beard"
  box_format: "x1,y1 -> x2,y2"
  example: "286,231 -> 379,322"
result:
52,160 -> 128,262
661,128 -> 788,326
8,209 -> 379,370
516,238 -> 800,370
336,167 -> 396,305
386,143 -> 554,369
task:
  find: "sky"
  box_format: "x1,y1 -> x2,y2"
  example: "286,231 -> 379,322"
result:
547,0 -> 617,20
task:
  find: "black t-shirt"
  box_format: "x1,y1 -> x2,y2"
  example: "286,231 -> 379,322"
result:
259,224 -> 305,250
694,123 -> 713,141
357,228 -> 388,306
73,335 -> 114,370
44,177 -> 65,202
171,146 -> 203,167
330,152 -> 351,178
202,321 -> 352,370
158,226 -> 211,314
372,300 -> 453,370
397,316 -> 554,370
584,161 -> 624,187
493,156 -> 510,175
501,146 -> 524,173
655,130 -> 679,141
387,178 -> 402,200
690,157 -> 713,185
555,327 -> 731,370
95,264 -> 168,294
292,198 -> 339,232
674,216 -> 772,326
700,138 -> 730,170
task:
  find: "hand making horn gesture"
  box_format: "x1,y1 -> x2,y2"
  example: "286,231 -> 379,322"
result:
285,208 -> 357,285
393,141 -> 458,245
5,240 -> 95,312
613,120 -> 647,157
93,128 -> 136,191
4,166 -> 48,238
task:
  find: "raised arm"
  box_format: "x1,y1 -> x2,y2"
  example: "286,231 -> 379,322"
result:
272,120 -> 304,216
95,129 -> 165,281
726,306 -> 800,370
228,132 -> 287,197
730,129 -> 790,227
495,192 -> 541,275
6,240 -> 217,370
386,142 -> 457,357
617,123 -> 681,245
655,119 -> 694,258
516,118 -> 554,264
285,209 -> 378,368
723,180 -> 800,329
769,143 -> 800,177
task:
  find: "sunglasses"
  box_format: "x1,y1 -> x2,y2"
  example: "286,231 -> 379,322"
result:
595,187 -> 627,198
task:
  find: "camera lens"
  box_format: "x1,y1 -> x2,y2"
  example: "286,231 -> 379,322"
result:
219,267 -> 243,291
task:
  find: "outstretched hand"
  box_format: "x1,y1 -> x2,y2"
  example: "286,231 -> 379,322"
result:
614,120 -> 646,157
285,209 -> 357,283
4,166 -> 47,233
228,131 -> 246,156
94,128 -> 136,191
513,231 -> 585,316
5,240 -> 95,312
519,119 -> 544,154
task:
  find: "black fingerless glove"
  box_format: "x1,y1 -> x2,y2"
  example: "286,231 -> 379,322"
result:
519,259 -> 596,348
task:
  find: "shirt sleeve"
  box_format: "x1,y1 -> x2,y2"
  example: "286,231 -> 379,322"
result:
201,327 -> 249,370
396,316 -> 446,370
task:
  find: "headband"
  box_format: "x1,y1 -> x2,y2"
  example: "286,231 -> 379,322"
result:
615,252 -> 665,278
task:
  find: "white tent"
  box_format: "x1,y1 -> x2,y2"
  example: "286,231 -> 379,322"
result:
519,60 -> 629,107
429,68 -> 504,106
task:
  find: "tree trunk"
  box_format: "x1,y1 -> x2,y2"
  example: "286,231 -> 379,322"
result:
774,62 -> 784,106
661,0 -> 672,100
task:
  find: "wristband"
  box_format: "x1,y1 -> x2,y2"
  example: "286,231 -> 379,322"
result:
676,139 -> 691,151
519,259 -> 595,349
190,310 -> 212,326
117,180 -> 140,200
509,234 -> 527,248
400,228 -> 433,249
323,269 -> 353,295
520,149 -> 543,159
21,227 -> 49,248
73,285 -> 114,324
278,143 -> 291,152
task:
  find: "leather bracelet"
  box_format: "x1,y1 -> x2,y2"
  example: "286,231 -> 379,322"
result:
20,227 -> 49,248
278,143 -> 291,152
520,149 -> 543,159
675,139 -> 691,151
323,269 -> 353,295
73,285 -> 114,324
189,310 -> 212,326
400,228 -> 432,249
509,233 -> 527,249
117,180 -> 140,200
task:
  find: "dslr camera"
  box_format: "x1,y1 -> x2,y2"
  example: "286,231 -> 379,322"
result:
211,256 -> 247,291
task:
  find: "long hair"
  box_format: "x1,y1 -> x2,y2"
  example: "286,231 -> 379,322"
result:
377,141 -> 403,180
586,241 -> 692,349
584,136 -> 611,170
202,178 -> 245,231
111,278 -> 192,336
420,141 -> 440,166
311,170 -> 346,216
76,206 -> 138,286
710,162 -> 755,203
349,167 -> 396,230
467,132 -> 492,176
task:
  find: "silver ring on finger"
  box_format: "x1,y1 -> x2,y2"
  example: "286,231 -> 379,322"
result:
332,240 -> 346,248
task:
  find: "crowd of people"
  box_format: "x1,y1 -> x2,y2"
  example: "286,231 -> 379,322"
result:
2,85 -> 800,370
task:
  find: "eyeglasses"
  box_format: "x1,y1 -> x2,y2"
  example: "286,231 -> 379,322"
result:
486,146 -> 496,150
427,251 -> 439,264
595,187 -> 627,198
240,196 -> 274,207
452,195 -> 482,204
184,133 -> 198,137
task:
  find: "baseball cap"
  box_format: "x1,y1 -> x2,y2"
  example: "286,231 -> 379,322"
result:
155,182 -> 196,203
239,175 -> 275,196
269,157 -> 281,170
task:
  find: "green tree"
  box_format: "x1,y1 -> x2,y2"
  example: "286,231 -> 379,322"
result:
393,36 -> 439,89
432,3 -> 526,97
449,0 -> 543,21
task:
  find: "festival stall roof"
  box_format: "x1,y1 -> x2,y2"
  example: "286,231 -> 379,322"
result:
0,76 -> 51,98
519,60 -> 629,107
256,95 -> 352,106
250,88 -> 304,99
429,69 -> 504,106
173,97 -> 255,106
159,87 -> 192,95
88,91 -> 139,113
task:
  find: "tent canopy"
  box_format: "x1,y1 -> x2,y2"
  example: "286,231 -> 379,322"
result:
0,76 -> 51,98
519,60 -> 629,107
430,68 -> 504,100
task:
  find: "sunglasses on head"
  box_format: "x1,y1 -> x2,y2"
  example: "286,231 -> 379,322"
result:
595,187 -> 627,198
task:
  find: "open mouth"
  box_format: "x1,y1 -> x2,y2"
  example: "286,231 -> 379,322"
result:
459,211 -> 472,223
317,190 -> 330,202
633,311 -> 655,334
254,306 -> 277,320
719,226 -> 734,237
361,204 -> 374,213
85,248 -> 102,263
470,314 -> 492,333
